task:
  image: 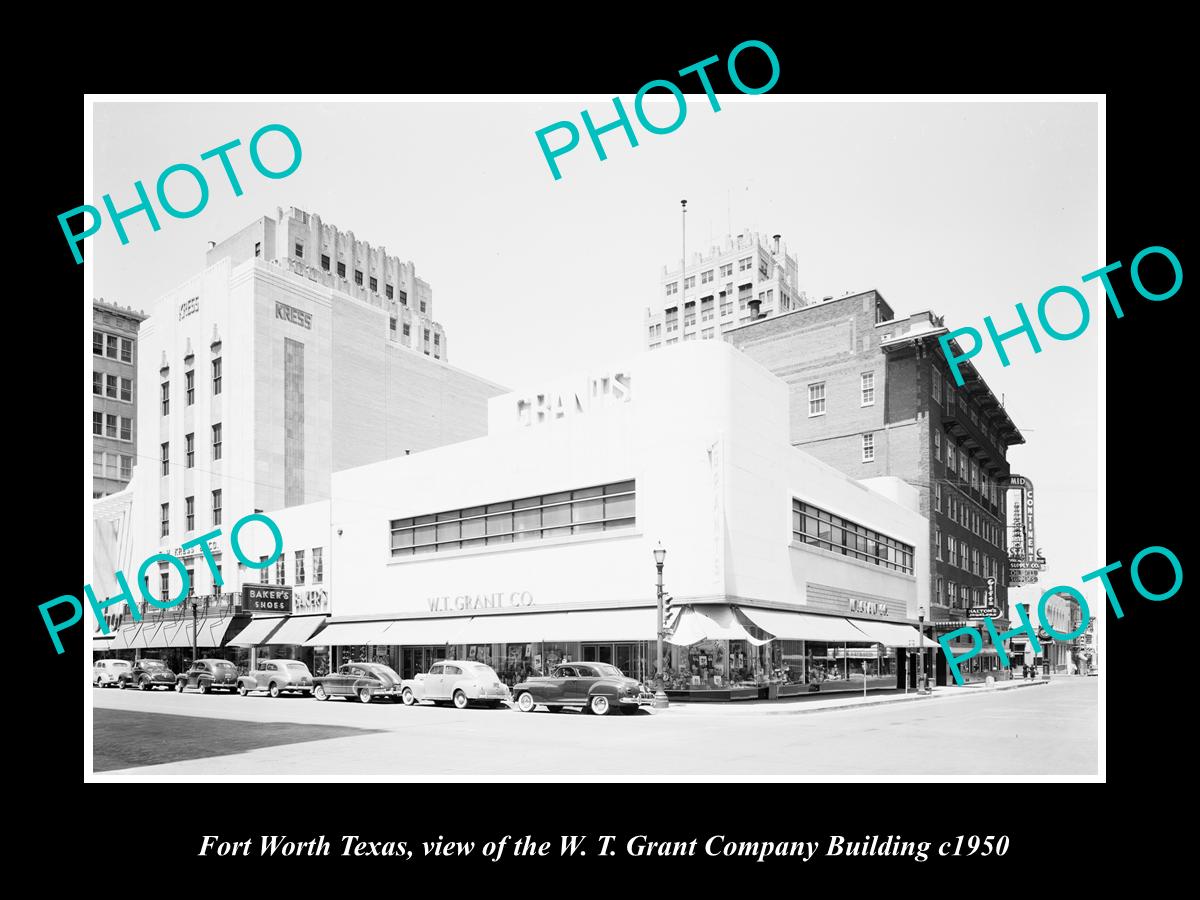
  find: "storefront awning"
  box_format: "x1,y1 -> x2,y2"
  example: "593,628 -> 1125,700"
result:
265,615 -> 328,646
666,606 -> 772,647
736,608 -> 870,643
847,619 -> 941,649
227,616 -> 287,647
369,616 -> 471,646
106,622 -> 142,651
302,620 -> 393,646
164,617 -> 239,649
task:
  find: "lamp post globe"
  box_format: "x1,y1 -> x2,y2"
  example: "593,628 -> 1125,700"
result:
652,543 -> 669,710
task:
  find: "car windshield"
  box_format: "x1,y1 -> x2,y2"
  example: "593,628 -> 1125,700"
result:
213,661 -> 236,670
111,661 -> 131,669
285,663 -> 309,672
589,663 -> 623,677
141,660 -> 167,669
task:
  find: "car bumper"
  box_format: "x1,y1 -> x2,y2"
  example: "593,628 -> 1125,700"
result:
619,692 -> 655,706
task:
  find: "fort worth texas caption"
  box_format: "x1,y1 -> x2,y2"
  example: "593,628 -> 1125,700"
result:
201,834 -> 1002,863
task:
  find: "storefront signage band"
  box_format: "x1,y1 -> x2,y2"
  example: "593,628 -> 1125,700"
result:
243,584 -> 293,613
428,591 -> 534,611
848,598 -> 888,616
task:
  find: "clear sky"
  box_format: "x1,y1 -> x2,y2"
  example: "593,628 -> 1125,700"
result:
92,98 -> 1099,596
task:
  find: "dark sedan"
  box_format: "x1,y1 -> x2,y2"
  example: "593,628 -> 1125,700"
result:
513,662 -> 653,715
312,663 -> 403,703
119,658 -> 177,691
175,659 -> 239,694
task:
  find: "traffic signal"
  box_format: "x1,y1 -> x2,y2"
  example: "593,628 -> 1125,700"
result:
662,593 -> 678,631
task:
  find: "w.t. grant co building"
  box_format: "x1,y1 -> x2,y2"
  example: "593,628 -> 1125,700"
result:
235,341 -> 938,700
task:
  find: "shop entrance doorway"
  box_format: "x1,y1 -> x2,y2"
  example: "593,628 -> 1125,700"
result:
582,643 -> 648,682
402,645 -> 451,679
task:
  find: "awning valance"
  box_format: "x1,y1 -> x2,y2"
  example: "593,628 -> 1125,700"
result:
227,616 -> 286,647
106,622 -> 142,651
265,615 -> 328,646
847,619 -> 940,649
164,617 -> 239,649
666,606 -> 772,647
369,616 -> 472,646
302,620 -> 393,646
736,608 -> 870,643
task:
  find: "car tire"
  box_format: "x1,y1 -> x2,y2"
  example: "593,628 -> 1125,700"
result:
452,690 -> 469,710
199,681 -> 211,695
237,683 -> 249,696
93,678 -> 100,688
175,680 -> 185,693
138,678 -> 149,691
516,692 -> 537,713
313,684 -> 328,701
589,695 -> 611,716
358,687 -> 372,704
119,679 -> 127,690
269,683 -> 281,699
401,688 -> 416,706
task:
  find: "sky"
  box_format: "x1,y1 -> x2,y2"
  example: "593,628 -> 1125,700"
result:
91,98 -> 1099,597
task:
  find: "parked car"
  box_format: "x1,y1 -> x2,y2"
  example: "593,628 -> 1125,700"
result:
119,658 -> 177,691
93,658 -> 131,688
312,663 -> 403,703
513,662 -> 653,715
237,659 -> 315,697
175,659 -> 240,694
401,661 -> 511,709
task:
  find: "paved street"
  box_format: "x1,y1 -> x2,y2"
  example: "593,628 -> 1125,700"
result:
92,678 -> 1097,778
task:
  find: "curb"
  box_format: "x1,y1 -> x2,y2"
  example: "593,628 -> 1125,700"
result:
660,678 -> 1050,717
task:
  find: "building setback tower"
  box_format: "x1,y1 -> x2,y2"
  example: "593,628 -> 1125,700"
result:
98,207 -> 507,630
723,290 -> 1024,684
645,230 -> 804,349
92,299 -> 147,498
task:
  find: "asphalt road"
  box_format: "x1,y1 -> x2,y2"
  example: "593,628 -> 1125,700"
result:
92,677 -> 1097,778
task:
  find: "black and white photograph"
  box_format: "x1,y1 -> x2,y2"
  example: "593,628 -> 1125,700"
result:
74,90 -> 1117,785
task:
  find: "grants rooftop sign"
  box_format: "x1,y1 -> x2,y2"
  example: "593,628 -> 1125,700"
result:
515,371 -> 631,427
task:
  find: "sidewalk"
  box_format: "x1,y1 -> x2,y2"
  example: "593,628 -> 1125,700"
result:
659,678 -> 1050,717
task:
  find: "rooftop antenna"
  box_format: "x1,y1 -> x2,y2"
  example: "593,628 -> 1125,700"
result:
681,199 -> 688,305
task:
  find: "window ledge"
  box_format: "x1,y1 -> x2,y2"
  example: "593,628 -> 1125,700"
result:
388,527 -> 643,565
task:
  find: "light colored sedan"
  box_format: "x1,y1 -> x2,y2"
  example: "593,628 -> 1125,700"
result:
93,659 -> 131,687
237,659 -> 315,697
401,661 -> 511,709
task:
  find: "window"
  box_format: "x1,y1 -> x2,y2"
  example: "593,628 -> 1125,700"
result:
354,269 -> 363,286
337,261 -> 346,278
185,370 -> 194,405
720,295 -> 732,316
402,323 -> 411,337
119,455 -> 133,481
386,284 -> 394,300
972,548 -> 980,576
160,442 -> 169,476
106,414 -> 118,438
861,372 -> 875,406
738,256 -> 752,271
702,328 -> 714,340
791,499 -> 915,574
420,300 -> 426,313
948,581 -> 957,609
212,489 -> 222,526
701,296 -> 713,321
104,373 -> 117,399
434,333 -> 440,346
934,431 -> 941,462
92,450 -> 103,477
106,334 -> 119,359
684,275 -> 696,290
665,308 -> 678,332
212,358 -> 222,395
720,263 -> 733,277
276,555 -> 286,586
160,503 -> 169,538
260,557 -> 269,585
212,423 -> 222,461
935,527 -> 943,560
185,433 -> 195,468
121,338 -> 132,363
683,302 -> 696,327
294,242 -> 303,258
390,480 -> 636,557
947,444 -> 956,471
369,276 -> 378,292
398,290 -> 407,306
861,432 -> 875,462
160,571 -> 171,602
92,331 -> 103,355
665,282 -> 678,296
92,372 -> 102,395
160,381 -> 169,416
701,269 -> 713,284
935,482 -> 942,511
932,371 -> 942,405
120,417 -> 131,441
185,496 -> 195,531
936,576 -> 944,606
254,241 -> 262,257
948,535 -> 957,567
313,547 -> 324,583
390,317 -> 397,334
93,412 -> 102,435
320,253 -> 330,271
295,550 -> 306,585
120,377 -> 132,402
808,382 -> 826,417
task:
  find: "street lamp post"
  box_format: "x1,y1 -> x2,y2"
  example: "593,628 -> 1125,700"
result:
918,610 -> 927,693
191,599 -> 199,668
653,543 -> 669,710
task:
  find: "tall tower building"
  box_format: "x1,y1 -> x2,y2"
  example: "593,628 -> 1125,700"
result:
92,299 -> 147,498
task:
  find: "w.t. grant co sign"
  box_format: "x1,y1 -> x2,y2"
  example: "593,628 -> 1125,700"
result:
428,591 -> 534,612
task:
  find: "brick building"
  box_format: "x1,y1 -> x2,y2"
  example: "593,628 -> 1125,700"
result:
92,299 -> 147,497
724,290 -> 1024,684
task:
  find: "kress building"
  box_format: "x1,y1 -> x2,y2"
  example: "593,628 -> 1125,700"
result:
233,340 -> 939,700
